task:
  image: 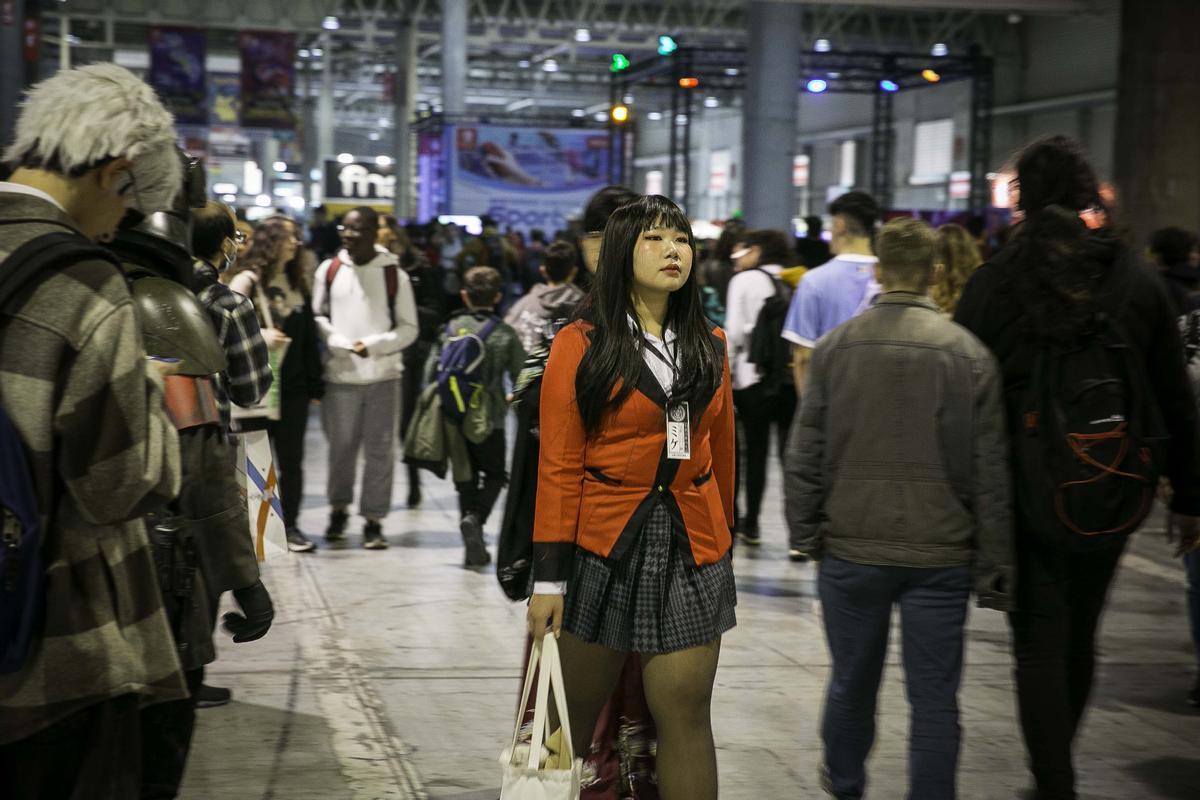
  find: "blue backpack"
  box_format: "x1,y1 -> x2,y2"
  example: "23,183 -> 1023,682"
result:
436,317 -> 500,424
0,228 -> 120,673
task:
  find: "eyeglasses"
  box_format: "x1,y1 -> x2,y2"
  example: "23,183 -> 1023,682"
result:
233,231 -> 247,244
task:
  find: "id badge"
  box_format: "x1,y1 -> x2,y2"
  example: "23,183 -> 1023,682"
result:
666,401 -> 691,460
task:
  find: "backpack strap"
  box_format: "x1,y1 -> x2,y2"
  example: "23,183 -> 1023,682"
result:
477,316 -> 500,342
385,264 -> 398,330
0,231 -> 120,314
322,256 -> 343,319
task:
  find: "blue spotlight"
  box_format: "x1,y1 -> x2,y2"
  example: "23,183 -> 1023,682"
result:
879,79 -> 900,92
807,78 -> 828,93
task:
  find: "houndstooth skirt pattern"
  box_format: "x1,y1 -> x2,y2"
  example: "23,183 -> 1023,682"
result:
562,502 -> 737,654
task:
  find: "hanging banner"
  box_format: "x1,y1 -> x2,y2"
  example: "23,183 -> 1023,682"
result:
239,31 -> 296,130
148,27 -> 207,126
447,125 -> 609,234
209,73 -> 240,126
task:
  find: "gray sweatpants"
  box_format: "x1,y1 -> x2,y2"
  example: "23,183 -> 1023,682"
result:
321,379 -> 401,520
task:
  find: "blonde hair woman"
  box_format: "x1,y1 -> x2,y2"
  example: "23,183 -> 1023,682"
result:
930,223 -> 982,315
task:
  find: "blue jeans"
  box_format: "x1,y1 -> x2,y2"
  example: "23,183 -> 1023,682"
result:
818,557 -> 971,800
1186,552 -> 1200,665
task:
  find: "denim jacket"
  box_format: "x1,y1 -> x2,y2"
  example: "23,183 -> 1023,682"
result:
785,291 -> 1014,610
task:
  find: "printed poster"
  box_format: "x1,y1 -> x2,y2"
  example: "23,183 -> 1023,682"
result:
148,27 -> 207,126
235,430 -> 288,562
239,31 -> 296,129
447,125 -> 609,234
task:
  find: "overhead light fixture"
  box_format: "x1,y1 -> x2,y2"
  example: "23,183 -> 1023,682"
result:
921,68 -> 941,83
657,35 -> 678,56
574,28 -> 591,43
611,53 -> 630,73
376,155 -> 393,166
272,161 -> 287,173
506,97 -> 535,112
213,182 -> 239,195
828,71 -> 842,79
337,152 -> 354,164
518,59 -> 531,68
724,68 -> 739,77
542,59 -> 559,72
647,111 -> 663,121
221,194 -> 237,203
322,15 -> 340,31
931,42 -> 949,57
298,49 -> 311,58
610,104 -> 630,123
814,38 -> 832,53
593,112 -> 607,122
311,48 -> 324,58
623,93 -> 634,104
309,168 -> 322,181
678,76 -> 699,89
368,132 -> 381,141
255,194 -> 272,207
879,79 -> 900,92
703,96 -> 718,108
571,108 -> 585,118
806,78 -> 828,93
1007,12 -> 1023,24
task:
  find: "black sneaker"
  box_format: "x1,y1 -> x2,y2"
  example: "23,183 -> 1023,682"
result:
407,486 -> 422,509
736,523 -> 761,546
788,547 -> 810,563
1190,673 -> 1200,708
196,684 -> 232,708
461,513 -> 491,567
363,521 -> 388,550
326,509 -> 349,543
286,527 -> 316,553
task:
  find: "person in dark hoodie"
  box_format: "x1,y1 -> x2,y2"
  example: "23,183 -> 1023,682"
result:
503,240 -> 584,353
955,135 -> 1200,800
1150,226 -> 1200,316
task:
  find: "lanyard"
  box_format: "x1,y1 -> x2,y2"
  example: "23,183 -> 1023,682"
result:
642,337 -> 677,391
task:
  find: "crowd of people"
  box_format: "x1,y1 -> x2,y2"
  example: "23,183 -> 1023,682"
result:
0,62 -> 1198,800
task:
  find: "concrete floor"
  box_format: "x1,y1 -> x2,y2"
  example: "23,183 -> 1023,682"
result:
180,414 -> 1200,799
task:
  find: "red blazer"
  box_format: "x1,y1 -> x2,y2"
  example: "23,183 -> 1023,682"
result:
533,320 -> 736,582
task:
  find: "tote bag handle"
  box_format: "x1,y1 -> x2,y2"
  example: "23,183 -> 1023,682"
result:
510,636 -> 576,771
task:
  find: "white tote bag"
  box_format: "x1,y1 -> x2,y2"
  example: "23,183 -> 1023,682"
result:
230,273 -> 287,425
233,429 -> 289,562
499,635 -> 582,800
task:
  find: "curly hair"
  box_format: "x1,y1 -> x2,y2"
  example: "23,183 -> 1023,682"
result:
1008,136 -> 1110,341
239,217 -> 296,289
930,224 -> 982,314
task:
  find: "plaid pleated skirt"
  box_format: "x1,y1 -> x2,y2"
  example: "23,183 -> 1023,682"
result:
562,502 -> 737,654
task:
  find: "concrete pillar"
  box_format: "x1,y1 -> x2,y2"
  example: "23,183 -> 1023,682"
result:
440,0 -> 467,117
393,17 -> 416,219
1113,0 -> 1200,246
742,1 -> 802,230
317,31 -> 335,162
0,1 -> 25,148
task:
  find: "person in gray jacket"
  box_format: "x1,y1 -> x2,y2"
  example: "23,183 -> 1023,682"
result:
785,217 -> 1013,800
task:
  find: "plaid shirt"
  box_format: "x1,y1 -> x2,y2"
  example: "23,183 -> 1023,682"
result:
192,260 -> 272,432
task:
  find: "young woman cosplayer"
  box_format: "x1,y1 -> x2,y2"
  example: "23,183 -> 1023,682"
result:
527,195 -> 737,800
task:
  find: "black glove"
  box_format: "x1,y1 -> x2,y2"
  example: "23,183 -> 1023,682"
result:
222,580 -> 274,643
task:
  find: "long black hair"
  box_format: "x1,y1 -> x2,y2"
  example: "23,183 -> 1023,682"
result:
574,195 -> 723,435
1009,135 -> 1114,341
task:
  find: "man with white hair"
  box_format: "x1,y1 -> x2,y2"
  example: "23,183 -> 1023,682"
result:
0,63 -> 187,796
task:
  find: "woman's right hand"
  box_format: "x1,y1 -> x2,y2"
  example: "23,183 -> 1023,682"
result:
527,594 -> 564,642
262,327 -> 292,351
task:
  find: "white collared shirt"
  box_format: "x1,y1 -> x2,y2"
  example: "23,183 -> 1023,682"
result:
0,182 -> 68,213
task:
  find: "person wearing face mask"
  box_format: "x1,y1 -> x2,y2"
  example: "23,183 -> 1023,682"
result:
191,201 -> 274,434
0,62 -> 187,798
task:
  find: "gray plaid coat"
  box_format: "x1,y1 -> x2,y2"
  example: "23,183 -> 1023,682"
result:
0,190 -> 187,744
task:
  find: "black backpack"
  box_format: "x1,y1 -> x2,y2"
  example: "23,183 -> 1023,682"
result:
0,227 -> 121,672
747,269 -> 794,396
1013,262 -> 1165,551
